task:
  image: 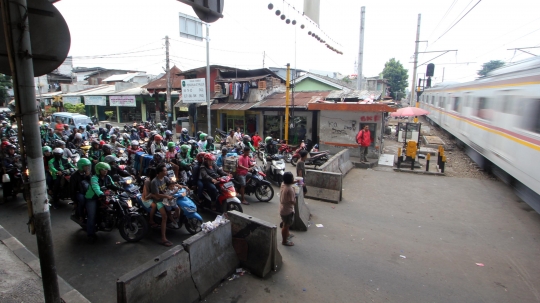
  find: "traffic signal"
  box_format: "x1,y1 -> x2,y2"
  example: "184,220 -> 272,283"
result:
426,63 -> 435,77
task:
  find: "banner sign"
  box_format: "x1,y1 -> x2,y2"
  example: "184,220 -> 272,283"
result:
84,96 -> 106,106
181,78 -> 207,103
62,96 -> 81,105
109,95 -> 136,107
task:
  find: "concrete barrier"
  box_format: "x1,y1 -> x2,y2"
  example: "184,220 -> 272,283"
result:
182,221 -> 239,299
304,170 -> 342,203
227,211 -> 282,278
319,149 -> 354,176
116,246 -> 198,303
290,189 -> 311,231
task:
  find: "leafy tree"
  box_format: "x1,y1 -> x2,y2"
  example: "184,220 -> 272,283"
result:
477,60 -> 505,78
381,58 -> 408,99
63,103 -> 86,114
0,74 -> 12,106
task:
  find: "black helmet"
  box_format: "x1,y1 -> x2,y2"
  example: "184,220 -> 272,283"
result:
102,144 -> 113,153
105,123 -> 112,129
91,140 -> 99,147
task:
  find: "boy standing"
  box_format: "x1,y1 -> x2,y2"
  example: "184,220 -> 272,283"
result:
280,172 -> 296,246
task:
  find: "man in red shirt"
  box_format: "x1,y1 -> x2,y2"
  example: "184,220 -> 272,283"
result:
235,146 -> 253,205
252,132 -> 262,149
356,125 -> 372,162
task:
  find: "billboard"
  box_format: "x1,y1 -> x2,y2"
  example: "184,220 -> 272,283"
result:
181,78 -> 206,103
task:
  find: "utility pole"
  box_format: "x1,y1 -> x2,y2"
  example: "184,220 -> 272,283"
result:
284,63 -> 290,143
410,13 -> 421,108
165,35 -> 172,130
205,23 -> 211,134
442,67 -> 445,82
263,51 -> 265,68
1,0 -> 60,302
356,6 -> 365,90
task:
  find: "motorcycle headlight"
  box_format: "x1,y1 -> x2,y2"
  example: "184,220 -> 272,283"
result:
171,176 -> 176,182
125,179 -> 132,185
127,199 -> 132,208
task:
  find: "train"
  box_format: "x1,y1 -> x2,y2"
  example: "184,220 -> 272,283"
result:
419,57 -> 540,213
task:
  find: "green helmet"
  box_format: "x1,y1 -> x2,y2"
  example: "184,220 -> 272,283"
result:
42,146 -> 52,154
167,142 -> 175,149
77,158 -> 92,171
94,162 -> 111,174
265,136 -> 273,143
199,132 -> 207,140
180,144 -> 190,153
156,123 -> 162,128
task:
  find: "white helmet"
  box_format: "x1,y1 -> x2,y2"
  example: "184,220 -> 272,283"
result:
131,140 -> 139,146
52,148 -> 64,155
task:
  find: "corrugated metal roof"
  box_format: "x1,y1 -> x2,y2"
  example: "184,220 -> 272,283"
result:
143,66 -> 183,90
210,102 -> 258,111
102,73 -> 142,82
215,75 -> 270,82
326,90 -> 383,100
253,91 -> 331,109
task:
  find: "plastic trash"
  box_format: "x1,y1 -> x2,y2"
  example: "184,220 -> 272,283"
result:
400,255 -> 406,259
315,224 -> 324,228
202,215 -> 229,233
475,263 -> 484,267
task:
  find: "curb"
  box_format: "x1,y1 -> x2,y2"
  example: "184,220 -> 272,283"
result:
393,168 -> 445,176
0,224 -> 90,303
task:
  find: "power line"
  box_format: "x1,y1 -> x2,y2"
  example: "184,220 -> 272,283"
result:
169,38 -> 260,54
434,0 -> 482,43
427,0 -> 459,42
474,26 -> 540,59
72,47 -> 163,59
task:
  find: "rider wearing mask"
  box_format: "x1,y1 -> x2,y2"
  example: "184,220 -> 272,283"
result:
179,128 -> 190,144
197,133 -> 208,153
150,135 -> 165,155
88,140 -> 102,167
176,144 -> 193,171
56,140 -> 75,164
48,147 -> 75,208
100,144 -> 115,162
70,158 -> 92,222
127,140 -> 142,166
199,153 -> 230,210
62,124 -> 72,137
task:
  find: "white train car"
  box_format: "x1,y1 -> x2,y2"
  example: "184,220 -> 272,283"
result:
420,57 -> 540,212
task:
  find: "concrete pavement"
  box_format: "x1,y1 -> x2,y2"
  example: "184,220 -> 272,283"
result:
203,168 -> 540,303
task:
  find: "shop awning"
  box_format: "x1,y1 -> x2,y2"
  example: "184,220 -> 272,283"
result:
210,102 -> 259,111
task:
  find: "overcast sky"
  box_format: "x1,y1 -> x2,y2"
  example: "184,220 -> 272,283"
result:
55,0 -> 540,87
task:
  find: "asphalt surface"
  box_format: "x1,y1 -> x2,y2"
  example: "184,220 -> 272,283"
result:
1,165 -> 540,302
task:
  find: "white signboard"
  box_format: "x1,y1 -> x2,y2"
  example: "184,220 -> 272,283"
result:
84,96 -> 106,106
181,78 -> 207,103
109,95 -> 136,107
63,96 -> 81,105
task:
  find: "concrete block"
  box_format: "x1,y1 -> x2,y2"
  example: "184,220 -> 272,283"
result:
290,190 -> 311,231
117,246 -> 198,303
422,135 -> 445,148
337,149 -> 354,175
62,289 -> 91,303
2,236 -> 24,252
13,246 -> 37,264
227,211 -> 282,278
305,170 -> 342,203
182,221 -> 239,299
0,227 -> 11,241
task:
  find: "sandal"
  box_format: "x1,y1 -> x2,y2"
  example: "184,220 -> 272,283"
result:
150,222 -> 160,229
288,233 -> 295,239
160,240 -> 173,247
241,201 -> 250,205
282,240 -> 294,246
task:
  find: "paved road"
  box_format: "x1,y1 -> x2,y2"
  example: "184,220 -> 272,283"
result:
1,167 -> 540,302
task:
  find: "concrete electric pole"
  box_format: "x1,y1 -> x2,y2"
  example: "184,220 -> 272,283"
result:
356,6 -> 365,90
165,35 -> 172,130
410,14 -> 421,107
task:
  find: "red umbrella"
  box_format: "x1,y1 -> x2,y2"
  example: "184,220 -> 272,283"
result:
390,106 -> 429,117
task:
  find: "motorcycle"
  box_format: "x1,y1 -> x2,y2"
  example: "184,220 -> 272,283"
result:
291,147 -> 330,168
57,168 -> 76,200
264,154 -> 285,187
122,177 -> 202,235
232,166 -> 274,202
70,187 -> 149,242
278,140 -> 294,163
193,175 -> 243,214
2,159 -> 27,201
117,147 -> 128,165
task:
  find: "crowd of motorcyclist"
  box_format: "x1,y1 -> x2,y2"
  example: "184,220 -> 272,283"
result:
1,114 -> 302,244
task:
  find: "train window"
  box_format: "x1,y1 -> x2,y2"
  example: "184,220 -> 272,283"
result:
475,97 -> 493,120
431,96 -> 435,105
441,97 -> 446,108
502,95 -> 518,114
453,97 -> 461,112
520,99 -> 540,134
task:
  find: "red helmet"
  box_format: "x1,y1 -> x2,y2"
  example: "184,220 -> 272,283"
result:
138,126 -> 144,129
204,153 -> 216,161
196,152 -> 206,163
154,135 -> 163,141
99,140 -> 106,146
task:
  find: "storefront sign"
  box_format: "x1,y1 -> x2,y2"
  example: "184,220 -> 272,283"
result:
181,78 -> 206,103
62,96 -> 81,105
109,95 -> 136,107
84,96 -> 106,106
359,115 -> 380,122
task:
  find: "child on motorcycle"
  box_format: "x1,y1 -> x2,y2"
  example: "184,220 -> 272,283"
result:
162,181 -> 182,229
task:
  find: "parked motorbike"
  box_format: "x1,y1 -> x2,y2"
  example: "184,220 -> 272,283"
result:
192,175 -> 243,214
278,140 -> 294,163
291,148 -> 329,168
70,187 -> 148,242
264,154 -> 285,186
232,166 -> 274,202
122,177 -> 202,235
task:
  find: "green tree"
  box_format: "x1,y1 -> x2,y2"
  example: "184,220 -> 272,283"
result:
0,74 -> 12,106
63,103 -> 86,114
381,58 -> 408,99
477,60 -> 505,78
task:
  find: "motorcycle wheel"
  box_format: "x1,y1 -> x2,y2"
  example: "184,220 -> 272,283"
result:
291,157 -> 298,166
257,151 -> 263,161
184,217 -> 202,235
118,215 -> 149,242
284,152 -> 292,163
224,202 -> 243,213
254,185 -> 274,202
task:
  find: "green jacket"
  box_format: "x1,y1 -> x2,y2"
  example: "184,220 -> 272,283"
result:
85,174 -> 114,199
48,158 -> 75,180
99,153 -> 116,162
88,147 -> 101,161
177,152 -> 193,166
